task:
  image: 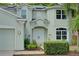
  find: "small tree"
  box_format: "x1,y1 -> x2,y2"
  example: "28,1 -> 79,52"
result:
63,3 -> 79,48
71,16 -> 79,47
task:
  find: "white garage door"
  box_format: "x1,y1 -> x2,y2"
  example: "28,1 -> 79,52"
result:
0,29 -> 15,50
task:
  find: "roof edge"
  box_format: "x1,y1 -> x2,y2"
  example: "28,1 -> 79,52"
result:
0,7 -> 21,18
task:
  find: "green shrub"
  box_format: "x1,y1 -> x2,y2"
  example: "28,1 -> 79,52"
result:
32,40 -> 37,46
24,38 -> 30,49
27,40 -> 38,50
44,40 -> 69,55
27,43 -> 37,50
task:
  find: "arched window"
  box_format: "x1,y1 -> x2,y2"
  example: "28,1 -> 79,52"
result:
56,28 -> 67,40
21,9 -> 26,19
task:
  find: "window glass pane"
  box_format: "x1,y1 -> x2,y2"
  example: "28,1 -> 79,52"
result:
62,15 -> 66,19
56,15 -> 61,19
56,28 -> 67,40
56,31 -> 61,35
56,10 -> 61,14
62,36 -> 67,39
62,31 -> 67,35
56,36 -> 61,39
32,18 -> 35,21
62,10 -> 65,14
21,10 -> 26,19
56,28 -> 59,30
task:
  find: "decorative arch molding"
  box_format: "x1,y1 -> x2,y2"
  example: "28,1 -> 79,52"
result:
30,19 -> 49,29
32,26 -> 48,30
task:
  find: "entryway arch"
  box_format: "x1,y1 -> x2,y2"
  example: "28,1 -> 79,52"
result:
32,26 -> 48,46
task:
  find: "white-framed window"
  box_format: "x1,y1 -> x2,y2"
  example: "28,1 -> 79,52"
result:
21,9 -> 26,19
56,10 -> 66,19
56,28 -> 67,40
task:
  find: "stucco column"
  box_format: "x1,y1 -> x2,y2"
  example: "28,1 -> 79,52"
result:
19,21 -> 25,50
15,20 -> 25,50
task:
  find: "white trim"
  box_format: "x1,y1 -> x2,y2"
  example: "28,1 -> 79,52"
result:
17,19 -> 27,21
0,8 -> 21,18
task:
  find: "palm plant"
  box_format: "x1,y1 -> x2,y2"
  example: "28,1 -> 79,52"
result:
63,3 -> 79,47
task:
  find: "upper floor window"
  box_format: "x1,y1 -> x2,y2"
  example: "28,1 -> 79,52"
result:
21,9 -> 26,19
56,28 -> 67,40
56,10 -> 66,19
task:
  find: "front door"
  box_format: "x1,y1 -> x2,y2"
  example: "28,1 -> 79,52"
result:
33,28 -> 46,46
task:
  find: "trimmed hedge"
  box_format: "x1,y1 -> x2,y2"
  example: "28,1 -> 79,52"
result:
44,40 -> 69,55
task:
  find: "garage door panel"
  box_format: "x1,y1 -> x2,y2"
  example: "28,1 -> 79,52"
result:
0,29 -> 15,50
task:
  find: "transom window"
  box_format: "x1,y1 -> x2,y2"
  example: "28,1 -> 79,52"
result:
56,10 -> 66,19
21,9 -> 26,19
56,28 -> 67,40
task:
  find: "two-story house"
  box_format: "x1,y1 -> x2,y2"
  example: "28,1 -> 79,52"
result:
0,4 -> 72,50
21,5 -> 72,46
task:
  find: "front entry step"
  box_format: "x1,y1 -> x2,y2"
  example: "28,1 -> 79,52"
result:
13,50 -> 44,56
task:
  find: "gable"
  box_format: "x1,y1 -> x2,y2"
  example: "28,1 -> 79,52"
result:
0,9 -> 17,27
0,8 -> 21,18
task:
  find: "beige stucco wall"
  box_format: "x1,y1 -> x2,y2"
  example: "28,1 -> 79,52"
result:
32,10 -> 47,20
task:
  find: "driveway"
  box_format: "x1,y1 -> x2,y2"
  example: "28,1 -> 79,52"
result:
0,50 -> 14,56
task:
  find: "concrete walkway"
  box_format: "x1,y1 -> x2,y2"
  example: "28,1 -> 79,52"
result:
14,50 -> 44,56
